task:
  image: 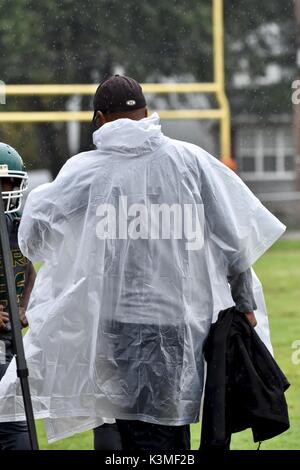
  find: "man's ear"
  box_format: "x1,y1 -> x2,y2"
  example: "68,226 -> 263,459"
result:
95,111 -> 107,128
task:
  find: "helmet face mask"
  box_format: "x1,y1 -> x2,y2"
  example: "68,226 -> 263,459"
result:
1,172 -> 28,213
0,143 -> 28,214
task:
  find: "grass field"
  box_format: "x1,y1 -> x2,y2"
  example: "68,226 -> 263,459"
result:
34,239 -> 300,450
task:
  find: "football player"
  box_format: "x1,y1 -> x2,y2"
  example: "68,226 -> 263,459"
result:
0,142 -> 36,450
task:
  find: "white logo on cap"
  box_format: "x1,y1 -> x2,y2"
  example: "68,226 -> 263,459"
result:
126,100 -> 136,106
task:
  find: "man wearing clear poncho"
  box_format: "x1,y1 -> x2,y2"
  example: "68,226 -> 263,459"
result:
0,76 -> 285,448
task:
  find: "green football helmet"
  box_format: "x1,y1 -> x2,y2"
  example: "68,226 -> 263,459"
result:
0,142 -> 28,213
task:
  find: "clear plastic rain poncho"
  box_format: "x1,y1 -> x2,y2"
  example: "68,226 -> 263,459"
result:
0,113 -> 285,442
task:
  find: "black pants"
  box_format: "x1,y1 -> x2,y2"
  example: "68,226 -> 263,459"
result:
0,421 -> 30,450
96,321 -> 190,451
116,420 -> 190,451
93,424 -> 123,450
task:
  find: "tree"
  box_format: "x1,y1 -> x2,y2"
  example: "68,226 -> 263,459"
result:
224,0 -> 295,115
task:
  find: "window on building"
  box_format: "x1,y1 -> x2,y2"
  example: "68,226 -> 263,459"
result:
241,156 -> 255,172
284,155 -> 294,172
263,156 -> 277,172
236,126 -> 295,180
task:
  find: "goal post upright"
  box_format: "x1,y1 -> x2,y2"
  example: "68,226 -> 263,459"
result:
213,0 -> 234,168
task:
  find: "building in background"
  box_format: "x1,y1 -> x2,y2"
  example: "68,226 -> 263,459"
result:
233,114 -> 297,228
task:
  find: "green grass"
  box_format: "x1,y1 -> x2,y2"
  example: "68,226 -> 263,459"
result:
34,240 -> 300,450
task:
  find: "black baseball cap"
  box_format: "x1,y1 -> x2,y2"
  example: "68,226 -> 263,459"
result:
93,75 -> 146,119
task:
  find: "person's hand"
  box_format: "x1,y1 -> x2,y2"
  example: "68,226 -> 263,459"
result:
19,306 -> 28,328
0,304 -> 10,330
244,311 -> 257,327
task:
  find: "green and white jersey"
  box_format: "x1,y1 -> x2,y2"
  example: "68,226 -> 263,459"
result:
0,213 -> 30,362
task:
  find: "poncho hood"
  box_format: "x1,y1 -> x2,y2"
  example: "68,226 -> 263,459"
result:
92,112 -> 163,154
